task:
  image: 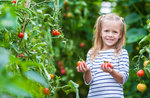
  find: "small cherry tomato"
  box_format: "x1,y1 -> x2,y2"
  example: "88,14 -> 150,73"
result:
137,69 -> 144,77
77,60 -> 86,67
43,88 -> 50,95
12,0 -> 16,3
101,61 -> 113,69
52,30 -> 60,36
49,74 -> 54,79
80,42 -> 85,48
18,32 -> 24,38
64,1 -> 68,5
60,68 -> 66,75
57,61 -> 63,67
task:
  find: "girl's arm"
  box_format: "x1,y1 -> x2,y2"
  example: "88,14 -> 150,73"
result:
101,65 -> 123,84
109,69 -> 123,84
76,64 -> 92,84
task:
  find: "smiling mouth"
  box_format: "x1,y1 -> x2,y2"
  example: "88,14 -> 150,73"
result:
106,39 -> 114,41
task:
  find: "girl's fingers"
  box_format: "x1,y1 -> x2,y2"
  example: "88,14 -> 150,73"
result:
82,64 -> 86,72
81,63 -> 86,72
76,66 -> 80,72
108,67 -> 113,73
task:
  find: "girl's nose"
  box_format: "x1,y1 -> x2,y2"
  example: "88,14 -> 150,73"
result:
107,31 -> 113,37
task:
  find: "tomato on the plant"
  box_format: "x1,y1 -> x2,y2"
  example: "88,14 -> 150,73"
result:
64,1 -> 68,5
143,60 -> 150,67
12,0 -> 16,3
18,32 -> 24,38
57,61 -> 63,67
43,88 -> 50,95
80,42 -> 85,48
52,30 -> 60,36
49,74 -> 54,79
137,69 -> 144,77
20,54 -> 24,57
137,83 -> 147,92
63,13 -> 66,17
60,68 -> 66,75
77,60 -> 86,67
101,61 -> 113,68
66,6 -> 69,10
67,12 -> 72,18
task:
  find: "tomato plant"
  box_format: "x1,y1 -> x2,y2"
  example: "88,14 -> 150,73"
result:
0,0 -> 79,98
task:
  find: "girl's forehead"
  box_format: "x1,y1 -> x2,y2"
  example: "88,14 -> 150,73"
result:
102,20 -> 122,30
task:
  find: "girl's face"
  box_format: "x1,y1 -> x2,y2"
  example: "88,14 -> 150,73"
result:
101,20 -> 121,50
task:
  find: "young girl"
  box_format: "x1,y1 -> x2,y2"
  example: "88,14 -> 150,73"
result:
76,13 -> 129,98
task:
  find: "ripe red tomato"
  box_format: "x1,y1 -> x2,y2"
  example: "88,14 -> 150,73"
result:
52,30 -> 60,36
57,61 -> 63,67
63,13 -> 66,17
66,6 -> 69,10
77,61 -> 86,67
20,54 -> 24,57
101,61 -> 113,69
60,68 -> 66,75
18,32 -> 24,38
64,1 -> 68,5
80,42 -> 85,48
43,88 -> 50,95
137,69 -> 144,77
12,0 -> 16,3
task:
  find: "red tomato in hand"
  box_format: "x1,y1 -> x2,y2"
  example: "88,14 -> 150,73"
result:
77,61 -> 86,67
12,0 -> 16,3
18,32 -> 24,38
137,69 -> 144,77
43,88 -> 50,95
101,61 -> 113,68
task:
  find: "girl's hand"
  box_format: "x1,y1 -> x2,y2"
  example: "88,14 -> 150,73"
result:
101,63 -> 114,73
76,63 -> 90,73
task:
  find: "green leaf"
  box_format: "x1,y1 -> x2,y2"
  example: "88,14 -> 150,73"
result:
126,28 -> 147,43
125,13 -> 141,24
144,62 -> 150,78
10,43 -> 20,53
62,80 -> 79,98
0,47 -> 9,71
5,84 -> 32,97
24,71 -> 48,87
138,33 -> 150,46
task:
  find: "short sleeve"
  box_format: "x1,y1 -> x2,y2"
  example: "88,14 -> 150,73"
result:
83,50 -> 94,85
118,49 -> 129,84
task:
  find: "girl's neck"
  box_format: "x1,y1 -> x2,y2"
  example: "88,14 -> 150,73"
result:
101,47 -> 115,51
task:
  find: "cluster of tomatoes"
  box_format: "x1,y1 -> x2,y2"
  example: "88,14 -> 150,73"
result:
57,61 -> 66,75
42,74 -> 54,95
136,60 -> 150,92
52,30 -> 60,36
63,1 -> 72,18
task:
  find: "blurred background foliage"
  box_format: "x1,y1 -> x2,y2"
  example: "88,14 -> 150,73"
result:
0,0 -> 150,98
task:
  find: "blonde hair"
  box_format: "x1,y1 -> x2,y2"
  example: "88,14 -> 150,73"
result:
90,13 -> 126,59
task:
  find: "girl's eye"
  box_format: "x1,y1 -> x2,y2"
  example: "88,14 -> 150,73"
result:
113,31 -> 118,34
104,30 -> 109,32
